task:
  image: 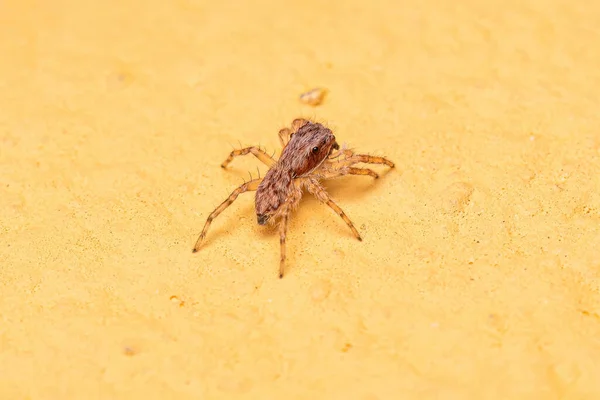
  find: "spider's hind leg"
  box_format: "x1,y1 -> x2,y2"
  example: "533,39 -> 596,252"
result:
279,118 -> 309,147
278,128 -> 292,148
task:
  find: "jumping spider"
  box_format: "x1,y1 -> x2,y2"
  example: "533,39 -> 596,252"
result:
192,118 -> 395,278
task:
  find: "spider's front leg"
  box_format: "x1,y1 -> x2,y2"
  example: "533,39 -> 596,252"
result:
328,149 -> 395,168
323,150 -> 395,179
351,153 -> 395,168
303,178 -> 362,241
317,165 -> 380,180
221,147 -> 276,169
347,167 -> 380,178
193,178 -> 262,252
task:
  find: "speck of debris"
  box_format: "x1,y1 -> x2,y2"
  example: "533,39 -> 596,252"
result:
299,87 -> 328,106
170,295 -> 185,307
123,346 -> 139,356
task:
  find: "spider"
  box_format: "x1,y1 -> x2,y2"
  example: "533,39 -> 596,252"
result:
192,118 -> 395,278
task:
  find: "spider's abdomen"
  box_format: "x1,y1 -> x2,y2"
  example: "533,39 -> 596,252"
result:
255,166 -> 293,225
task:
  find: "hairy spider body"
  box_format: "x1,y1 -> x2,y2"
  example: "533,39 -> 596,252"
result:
193,118 -> 394,278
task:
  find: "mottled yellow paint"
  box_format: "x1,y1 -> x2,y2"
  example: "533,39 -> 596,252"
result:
1,0 -> 600,398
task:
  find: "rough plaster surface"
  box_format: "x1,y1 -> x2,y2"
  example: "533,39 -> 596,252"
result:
1,0 -> 600,398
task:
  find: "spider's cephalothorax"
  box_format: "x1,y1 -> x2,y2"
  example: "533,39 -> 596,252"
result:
192,118 -> 394,278
255,121 -> 339,226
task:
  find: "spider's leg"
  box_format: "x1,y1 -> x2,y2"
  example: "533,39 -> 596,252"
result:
327,151 -> 394,169
193,178 -> 262,252
347,167 -> 379,179
279,118 -> 309,148
221,147 -> 276,168
304,179 -> 362,241
316,166 -> 380,180
291,118 -> 309,132
278,210 -> 289,278
278,128 -> 292,148
350,154 -> 395,168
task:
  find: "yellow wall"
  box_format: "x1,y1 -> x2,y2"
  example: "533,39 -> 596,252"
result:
1,0 -> 599,398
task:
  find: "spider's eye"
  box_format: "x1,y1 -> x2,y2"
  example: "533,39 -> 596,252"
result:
312,146 -> 319,154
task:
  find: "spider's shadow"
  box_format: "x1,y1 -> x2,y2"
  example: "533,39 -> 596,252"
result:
320,171 -> 392,201
293,173 -> 391,234
197,167 -> 393,248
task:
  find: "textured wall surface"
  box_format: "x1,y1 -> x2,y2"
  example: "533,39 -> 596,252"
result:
1,0 -> 600,398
